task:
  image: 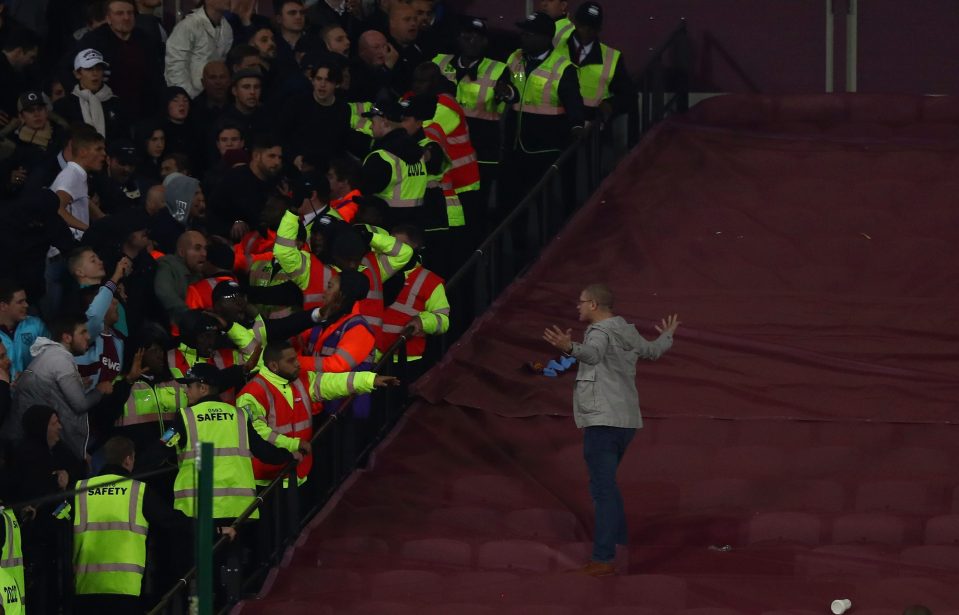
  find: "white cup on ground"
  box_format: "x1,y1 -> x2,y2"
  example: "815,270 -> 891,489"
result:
831,599 -> 852,614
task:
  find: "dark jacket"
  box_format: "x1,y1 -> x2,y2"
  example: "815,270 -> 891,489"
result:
53,91 -> 129,141
78,24 -> 166,119
565,34 -> 636,119
277,94 -> 351,170
209,164 -> 278,237
11,404 -> 87,515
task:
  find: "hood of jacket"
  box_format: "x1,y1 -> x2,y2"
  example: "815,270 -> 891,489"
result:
30,336 -> 67,358
590,315 -> 643,351
375,128 -> 423,166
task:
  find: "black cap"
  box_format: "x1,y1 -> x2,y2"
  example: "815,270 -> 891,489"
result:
293,172 -> 330,205
574,1 -> 603,28
461,16 -> 488,35
107,139 -> 138,165
17,90 -> 44,112
361,99 -> 404,122
176,363 -> 224,387
400,95 -> 437,121
163,85 -> 191,104
212,280 -> 244,303
516,12 -> 555,37
232,68 -> 264,84
114,208 -> 151,237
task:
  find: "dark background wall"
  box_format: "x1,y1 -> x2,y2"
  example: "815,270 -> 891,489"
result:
181,0 -> 959,95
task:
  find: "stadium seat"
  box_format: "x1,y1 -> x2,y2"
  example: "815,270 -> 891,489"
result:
790,446 -> 858,478
443,571 -> 522,602
452,475 -> 544,508
611,574 -> 688,609
505,508 -> 581,541
795,544 -> 888,577
428,506 -> 504,536
923,515 -> 959,545
677,609 -> 746,615
399,538 -> 472,567
477,539 -> 556,572
854,480 -> 934,515
899,545 -> 959,574
347,601 -> 419,615
766,480 -> 846,513
680,478 -> 758,511
651,418 -> 734,446
632,444 -> 716,479
832,513 -> 906,546
747,512 -> 822,545
368,570 -> 444,602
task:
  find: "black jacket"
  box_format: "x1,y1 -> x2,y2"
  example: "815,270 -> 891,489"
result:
77,24 -> 166,119
53,91 -> 130,141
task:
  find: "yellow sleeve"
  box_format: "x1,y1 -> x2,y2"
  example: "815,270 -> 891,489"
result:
309,370 -> 376,401
368,226 -> 413,281
236,391 -> 301,452
274,210 -> 311,290
227,315 -> 266,365
420,283 -> 450,335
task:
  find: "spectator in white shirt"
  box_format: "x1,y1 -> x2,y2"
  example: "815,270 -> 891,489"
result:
164,0 -> 233,98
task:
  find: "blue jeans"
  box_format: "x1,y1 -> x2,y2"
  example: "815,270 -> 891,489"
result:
583,425 -> 636,563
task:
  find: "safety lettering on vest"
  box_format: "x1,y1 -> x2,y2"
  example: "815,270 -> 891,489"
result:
3,584 -> 18,604
196,412 -> 232,422
408,162 -> 426,177
87,486 -> 128,496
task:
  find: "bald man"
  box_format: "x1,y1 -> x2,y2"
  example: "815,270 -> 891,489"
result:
154,230 -> 209,325
192,61 -> 232,127
352,30 -> 399,101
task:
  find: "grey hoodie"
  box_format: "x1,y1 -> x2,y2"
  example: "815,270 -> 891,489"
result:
9,337 -> 103,459
570,315 -> 673,429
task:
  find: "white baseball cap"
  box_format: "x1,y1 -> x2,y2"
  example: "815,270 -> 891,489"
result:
74,49 -> 109,71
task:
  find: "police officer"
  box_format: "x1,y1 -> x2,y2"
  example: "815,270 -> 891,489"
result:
565,2 -> 635,124
72,436 -> 196,615
359,100 -> 437,230
501,12 -> 585,212
432,17 -> 515,233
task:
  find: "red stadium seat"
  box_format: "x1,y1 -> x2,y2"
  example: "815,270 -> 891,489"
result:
854,480 -> 935,515
832,513 -> 906,546
747,512 -> 822,545
476,539 -> 556,572
399,538 -> 472,568
923,515 -> 959,545
611,574 -> 688,609
505,508 -> 581,541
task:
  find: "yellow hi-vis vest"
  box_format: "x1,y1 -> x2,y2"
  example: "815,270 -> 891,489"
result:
248,258 -> 294,318
553,16 -> 574,48
173,401 -> 258,520
417,136 -> 464,229
363,149 -> 430,209
118,380 -> 187,433
0,566 -> 23,615
507,47 -> 572,117
0,508 -> 23,604
349,101 -> 373,136
576,43 -> 621,108
72,474 -> 148,596
432,55 -> 508,121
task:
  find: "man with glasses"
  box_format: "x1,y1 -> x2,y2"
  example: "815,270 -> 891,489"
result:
544,282 -> 680,577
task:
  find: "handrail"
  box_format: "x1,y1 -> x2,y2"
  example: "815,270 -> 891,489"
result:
148,21 -> 691,613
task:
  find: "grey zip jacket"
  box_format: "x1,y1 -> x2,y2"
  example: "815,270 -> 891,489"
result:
10,337 -> 103,459
570,316 -> 673,429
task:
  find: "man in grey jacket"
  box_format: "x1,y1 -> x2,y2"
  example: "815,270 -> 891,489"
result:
544,282 -> 679,577
8,314 -> 113,461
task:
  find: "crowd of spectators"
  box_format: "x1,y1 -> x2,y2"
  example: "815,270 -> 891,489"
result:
0,0 -> 628,610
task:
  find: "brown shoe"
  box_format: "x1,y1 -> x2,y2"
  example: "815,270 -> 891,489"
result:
579,561 -> 616,577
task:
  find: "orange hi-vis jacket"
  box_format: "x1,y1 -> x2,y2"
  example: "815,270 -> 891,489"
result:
329,189 -> 361,223
185,274 -> 236,310
376,265 -> 449,359
234,229 -> 277,273
300,304 -> 375,376
423,93 -> 480,194
238,371 -> 313,482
